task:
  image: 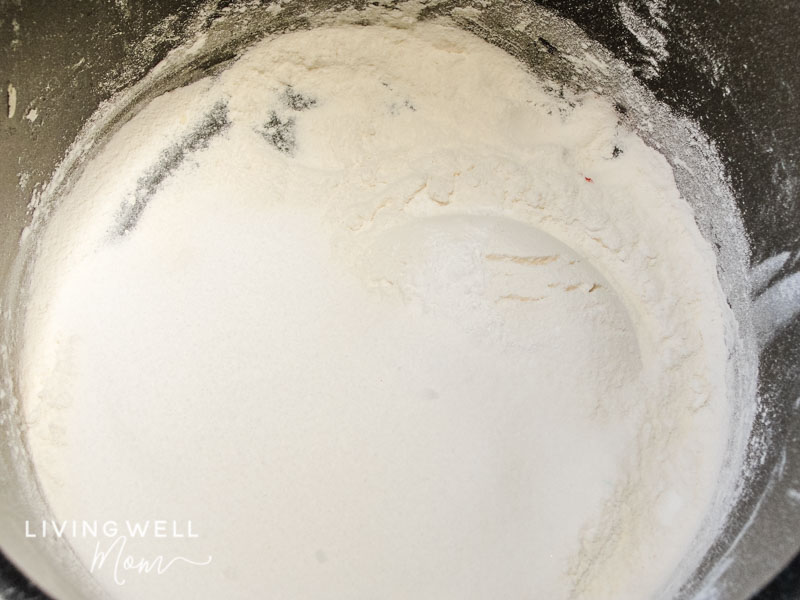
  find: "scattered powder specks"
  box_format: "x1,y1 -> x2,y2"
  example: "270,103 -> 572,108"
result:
618,0 -> 668,78
7,83 -> 17,119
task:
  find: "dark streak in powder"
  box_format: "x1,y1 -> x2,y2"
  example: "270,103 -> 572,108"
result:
538,37 -> 558,55
612,145 -> 624,158
390,99 -> 416,115
282,85 -> 317,111
116,100 -> 230,235
260,111 -> 296,155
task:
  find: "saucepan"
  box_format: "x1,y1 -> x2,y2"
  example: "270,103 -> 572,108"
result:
0,1 -> 798,599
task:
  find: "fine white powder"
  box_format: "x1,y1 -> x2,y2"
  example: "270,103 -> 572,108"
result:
20,23 -> 733,600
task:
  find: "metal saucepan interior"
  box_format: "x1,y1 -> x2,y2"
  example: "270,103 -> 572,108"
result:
0,2 -> 798,599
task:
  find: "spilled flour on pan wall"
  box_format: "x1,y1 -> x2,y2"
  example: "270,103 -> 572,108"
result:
20,23 -> 733,600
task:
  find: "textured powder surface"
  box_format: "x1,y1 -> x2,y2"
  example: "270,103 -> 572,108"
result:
20,23 -> 733,600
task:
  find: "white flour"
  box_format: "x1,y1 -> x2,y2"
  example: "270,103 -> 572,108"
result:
20,22 -> 734,600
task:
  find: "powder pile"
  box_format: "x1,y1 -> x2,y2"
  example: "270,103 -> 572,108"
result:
20,23 -> 732,600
